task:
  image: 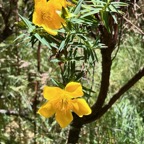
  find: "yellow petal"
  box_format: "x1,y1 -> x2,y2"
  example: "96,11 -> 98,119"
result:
34,0 -> 46,5
49,0 -> 72,10
43,86 -> 63,100
48,0 -> 66,10
55,110 -> 73,128
32,9 -> 43,26
32,0 -> 66,35
41,11 -> 65,34
37,102 -> 55,118
42,25 -> 58,35
65,82 -> 84,98
72,99 -> 91,117
32,4 -> 46,26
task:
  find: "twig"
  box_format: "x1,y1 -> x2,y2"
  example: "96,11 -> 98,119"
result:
37,42 -> 41,72
123,16 -> 144,35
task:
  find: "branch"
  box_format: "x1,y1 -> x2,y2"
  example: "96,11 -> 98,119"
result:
0,109 -> 33,122
82,66 -> 144,124
92,16 -> 118,111
98,66 -> 144,118
92,48 -> 112,110
123,16 -> 144,35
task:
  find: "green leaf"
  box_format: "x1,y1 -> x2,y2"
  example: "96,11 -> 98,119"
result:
111,2 -> 128,7
34,33 -> 51,49
19,14 -> 35,33
59,40 -> 66,51
74,0 -> 84,14
81,8 -> 102,18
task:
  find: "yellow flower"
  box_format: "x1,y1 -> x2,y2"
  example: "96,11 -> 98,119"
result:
38,82 -> 92,128
32,0 -> 71,35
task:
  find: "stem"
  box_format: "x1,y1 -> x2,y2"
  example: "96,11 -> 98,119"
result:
33,41 -> 41,143
92,15 -> 118,111
92,48 -> 112,110
37,42 -> 41,72
67,125 -> 82,144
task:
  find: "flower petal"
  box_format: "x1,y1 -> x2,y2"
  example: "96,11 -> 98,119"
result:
37,102 -> 55,118
33,0 -> 68,36
72,99 -> 91,117
48,0 -> 66,10
42,25 -> 58,35
65,82 -> 84,98
43,86 -> 63,100
34,0 -> 46,6
55,110 -> 73,128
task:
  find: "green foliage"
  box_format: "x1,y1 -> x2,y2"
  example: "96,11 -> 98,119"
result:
0,0 -> 143,143
79,98 -> 144,144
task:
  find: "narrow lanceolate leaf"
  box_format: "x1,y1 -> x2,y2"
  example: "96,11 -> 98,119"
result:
81,8 -> 102,18
74,0 -> 84,14
34,33 -> 51,49
19,14 -> 35,33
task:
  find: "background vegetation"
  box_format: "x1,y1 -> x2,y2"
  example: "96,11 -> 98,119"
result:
0,0 -> 144,143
